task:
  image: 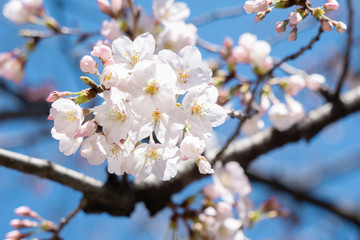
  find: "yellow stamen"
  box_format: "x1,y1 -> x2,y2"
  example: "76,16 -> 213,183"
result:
144,80 -> 160,95
109,108 -> 126,123
145,148 -> 161,167
65,110 -> 77,122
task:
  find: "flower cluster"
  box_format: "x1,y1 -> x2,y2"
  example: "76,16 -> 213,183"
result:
2,0 -> 44,24
5,206 -> 56,240
195,162 -> 252,239
48,32 -> 227,181
98,0 -> 197,53
243,0 -> 347,41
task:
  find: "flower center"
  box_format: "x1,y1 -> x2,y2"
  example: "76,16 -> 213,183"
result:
65,110 -> 77,122
126,50 -> 141,66
152,109 -> 162,126
191,103 -> 208,116
110,144 -> 122,160
176,66 -> 191,83
145,148 -> 161,166
109,108 -> 126,123
144,80 -> 160,95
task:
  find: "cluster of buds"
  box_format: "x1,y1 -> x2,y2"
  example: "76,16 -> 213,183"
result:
243,0 -> 347,41
5,206 -> 56,240
48,32 -> 227,181
195,162 -> 252,239
224,33 -> 273,76
98,0 -> 197,53
0,50 -> 25,83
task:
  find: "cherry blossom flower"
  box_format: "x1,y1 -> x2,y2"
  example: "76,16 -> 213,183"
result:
156,21 -> 197,53
180,134 -> 206,160
51,128 -> 83,156
158,46 -> 212,94
93,88 -> 133,144
289,11 -> 302,25
101,19 -> 122,41
152,0 -> 190,23
49,98 -> 84,137
100,63 -> 131,91
80,133 -> 109,165
128,60 -> 177,115
130,143 -> 181,181
107,138 -> 134,175
182,84 -> 227,138
197,156 -> 214,174
3,0 -> 44,24
112,32 -> 155,68
283,74 -> 306,95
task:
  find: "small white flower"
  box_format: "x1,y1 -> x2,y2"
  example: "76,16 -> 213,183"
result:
80,134 -> 109,165
197,156 -> 214,174
49,98 -> 84,137
51,128 -> 82,156
158,46 -> 212,94
153,0 -> 190,23
180,135 -> 205,159
93,88 -> 133,144
182,84 -> 227,138
112,32 -> 155,68
100,63 -> 130,91
130,143 -> 181,181
306,73 -> 325,90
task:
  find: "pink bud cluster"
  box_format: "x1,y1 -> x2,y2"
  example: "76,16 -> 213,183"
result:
0,51 -> 25,83
197,162 -> 252,238
243,0 -> 347,41
5,206 -> 56,240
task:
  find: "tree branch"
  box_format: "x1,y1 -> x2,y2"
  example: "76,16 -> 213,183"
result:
2,85 -> 360,216
247,171 -> 360,227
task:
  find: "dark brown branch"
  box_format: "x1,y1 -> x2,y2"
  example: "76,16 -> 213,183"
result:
2,85 -> 360,216
247,171 -> 360,227
334,0 -> 353,97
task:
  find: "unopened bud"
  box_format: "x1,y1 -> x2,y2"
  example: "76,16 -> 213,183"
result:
288,28 -> 297,41
336,21 -> 347,33
324,0 -> 339,11
321,19 -> 333,32
80,55 -> 97,74
275,20 -> 288,33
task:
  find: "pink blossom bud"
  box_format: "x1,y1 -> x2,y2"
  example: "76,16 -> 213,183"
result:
289,11 -> 302,25
243,1 -> 255,14
306,73 -> 325,90
321,19 -> 333,32
223,37 -> 234,49
91,45 -> 112,61
111,0 -> 123,16
103,58 -> 115,67
288,28 -> 297,41
74,121 -> 97,138
46,91 -> 71,102
196,156 -> 214,174
5,230 -> 22,240
97,0 -> 111,15
41,220 -> 55,231
80,55 -> 97,74
14,206 -> 31,217
324,0 -> 339,11
336,21 -> 347,33
253,0 -> 268,12
10,219 -> 23,229
231,46 -> 249,63
47,114 -> 54,121
29,210 -> 39,219
275,21 -> 287,33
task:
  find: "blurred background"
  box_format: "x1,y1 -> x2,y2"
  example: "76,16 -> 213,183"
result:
0,0 -> 360,239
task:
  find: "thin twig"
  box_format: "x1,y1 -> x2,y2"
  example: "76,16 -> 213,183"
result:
51,199 -> 86,240
334,0 -> 353,97
127,0 -> 139,40
196,38 -> 222,53
247,171 -> 360,227
270,27 -> 324,75
215,77 -> 263,160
